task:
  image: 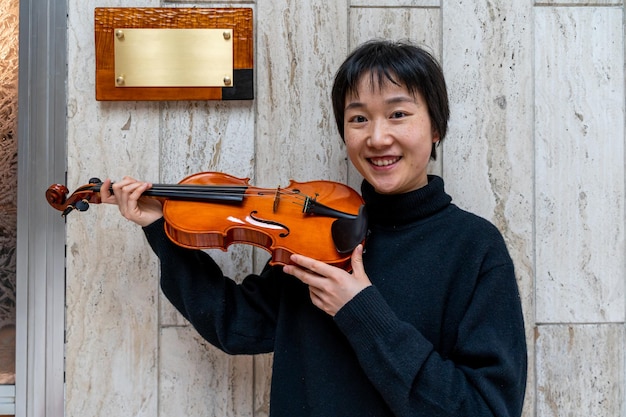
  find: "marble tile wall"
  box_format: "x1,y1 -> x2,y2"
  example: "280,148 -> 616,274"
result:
533,4 -> 625,416
534,6 -> 624,324
66,0 -> 161,415
63,0 -> 625,416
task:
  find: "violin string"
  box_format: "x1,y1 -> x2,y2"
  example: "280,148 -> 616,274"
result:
142,184 -> 311,207
95,183 -> 312,203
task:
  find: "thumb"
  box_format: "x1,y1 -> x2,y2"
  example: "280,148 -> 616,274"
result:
350,244 -> 365,276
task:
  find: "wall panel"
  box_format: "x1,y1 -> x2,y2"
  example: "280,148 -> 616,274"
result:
65,0 -> 162,416
160,327 -> 253,417
255,0 -> 349,187
350,0 -> 439,6
534,7 -> 625,323
536,0 -> 622,5
535,324 -> 625,416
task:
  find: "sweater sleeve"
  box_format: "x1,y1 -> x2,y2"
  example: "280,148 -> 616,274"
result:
333,261 -> 527,417
143,217 -> 280,355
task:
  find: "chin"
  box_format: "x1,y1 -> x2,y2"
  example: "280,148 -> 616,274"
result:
371,183 -> 401,195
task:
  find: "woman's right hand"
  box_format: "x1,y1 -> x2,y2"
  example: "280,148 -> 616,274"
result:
100,177 -> 164,227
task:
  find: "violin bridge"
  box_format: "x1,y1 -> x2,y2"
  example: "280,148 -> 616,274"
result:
302,195 -> 312,214
273,186 -> 281,213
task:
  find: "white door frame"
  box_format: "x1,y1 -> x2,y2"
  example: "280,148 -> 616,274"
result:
16,0 -> 67,414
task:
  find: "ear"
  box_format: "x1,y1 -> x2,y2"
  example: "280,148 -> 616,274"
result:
431,129 -> 441,144
430,130 -> 441,161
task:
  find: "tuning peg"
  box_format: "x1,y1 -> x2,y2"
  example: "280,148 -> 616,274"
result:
75,199 -> 90,212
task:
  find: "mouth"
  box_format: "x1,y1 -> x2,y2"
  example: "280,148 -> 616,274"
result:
368,156 -> 401,167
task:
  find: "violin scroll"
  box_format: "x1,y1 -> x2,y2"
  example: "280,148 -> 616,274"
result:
45,183 -> 70,209
46,178 -> 104,217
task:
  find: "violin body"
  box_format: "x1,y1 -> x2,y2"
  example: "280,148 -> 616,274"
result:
46,172 -> 368,271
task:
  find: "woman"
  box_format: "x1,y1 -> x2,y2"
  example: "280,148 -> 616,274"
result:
102,39 -> 527,416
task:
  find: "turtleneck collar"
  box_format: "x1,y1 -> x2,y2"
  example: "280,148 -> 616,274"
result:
361,175 -> 452,227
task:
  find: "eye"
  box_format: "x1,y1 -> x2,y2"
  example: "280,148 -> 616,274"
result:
348,115 -> 367,123
390,111 -> 407,119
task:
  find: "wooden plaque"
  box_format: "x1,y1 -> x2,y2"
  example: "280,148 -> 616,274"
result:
95,8 -> 254,101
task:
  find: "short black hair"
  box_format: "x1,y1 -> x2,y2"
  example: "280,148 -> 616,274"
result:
331,39 -> 449,160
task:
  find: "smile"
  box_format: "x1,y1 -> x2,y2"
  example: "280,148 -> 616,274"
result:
368,156 -> 401,167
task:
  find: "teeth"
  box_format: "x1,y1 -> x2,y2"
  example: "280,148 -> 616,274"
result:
370,157 -> 400,167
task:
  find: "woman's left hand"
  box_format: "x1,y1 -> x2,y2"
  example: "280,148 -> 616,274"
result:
283,244 -> 371,316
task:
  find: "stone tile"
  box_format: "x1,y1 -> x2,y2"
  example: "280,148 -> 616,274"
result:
253,354 -> 273,417
534,7 -> 625,323
160,326 -> 253,417
536,324 -> 625,416
255,0 -> 349,187
65,0 -> 162,416
351,0 -> 438,5
536,0 -> 622,5
65,224 -> 160,416
159,101 -> 256,183
164,0 -> 255,2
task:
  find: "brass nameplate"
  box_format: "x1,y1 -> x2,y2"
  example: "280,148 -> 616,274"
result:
114,28 -> 234,87
95,7 -> 253,100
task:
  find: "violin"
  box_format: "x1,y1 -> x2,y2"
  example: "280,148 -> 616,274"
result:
46,172 -> 368,271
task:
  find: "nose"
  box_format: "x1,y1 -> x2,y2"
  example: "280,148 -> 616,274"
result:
367,120 -> 392,148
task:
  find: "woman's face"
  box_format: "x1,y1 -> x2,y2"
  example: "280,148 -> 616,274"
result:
343,74 -> 439,195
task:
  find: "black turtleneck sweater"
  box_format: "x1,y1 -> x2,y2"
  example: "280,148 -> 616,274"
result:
144,175 -> 527,417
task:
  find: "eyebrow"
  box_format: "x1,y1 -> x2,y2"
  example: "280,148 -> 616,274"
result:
344,95 -> 417,112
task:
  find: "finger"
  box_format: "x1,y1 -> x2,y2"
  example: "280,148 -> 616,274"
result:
115,181 -> 147,217
127,181 -> 153,202
350,244 -> 365,276
283,263 -> 313,283
282,265 -> 325,293
111,176 -> 137,199
118,181 -> 144,202
99,178 -> 115,203
289,253 -> 336,279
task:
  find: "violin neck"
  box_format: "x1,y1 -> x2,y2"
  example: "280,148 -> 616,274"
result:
101,183 -> 247,203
